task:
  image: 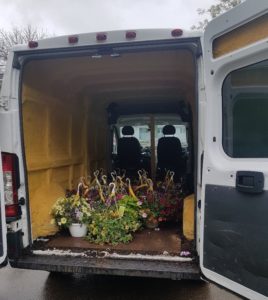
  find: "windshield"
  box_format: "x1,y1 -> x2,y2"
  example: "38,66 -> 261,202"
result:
115,114 -> 189,153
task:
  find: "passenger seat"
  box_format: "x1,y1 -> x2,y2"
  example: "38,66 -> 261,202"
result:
117,126 -> 141,175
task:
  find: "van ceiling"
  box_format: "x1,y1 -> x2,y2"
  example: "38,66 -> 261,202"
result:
23,49 -> 195,107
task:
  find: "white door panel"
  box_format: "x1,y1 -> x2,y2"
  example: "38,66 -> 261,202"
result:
201,1 -> 268,299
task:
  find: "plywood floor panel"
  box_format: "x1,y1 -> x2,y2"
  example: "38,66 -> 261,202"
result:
46,227 -> 181,255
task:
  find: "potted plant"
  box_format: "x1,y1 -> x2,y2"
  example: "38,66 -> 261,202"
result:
139,195 -> 160,229
51,194 -> 91,237
86,195 -> 142,245
141,210 -> 159,229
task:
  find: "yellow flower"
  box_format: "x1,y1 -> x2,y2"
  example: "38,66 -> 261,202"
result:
61,217 -> 67,224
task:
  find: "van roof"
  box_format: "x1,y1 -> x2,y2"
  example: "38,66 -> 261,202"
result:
11,28 -> 203,53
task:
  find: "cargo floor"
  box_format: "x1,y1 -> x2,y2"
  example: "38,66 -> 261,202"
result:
43,227 -> 182,255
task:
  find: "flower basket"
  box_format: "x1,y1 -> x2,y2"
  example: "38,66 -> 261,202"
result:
69,223 -> 87,237
145,217 -> 159,229
155,171 -> 185,223
51,194 -> 91,233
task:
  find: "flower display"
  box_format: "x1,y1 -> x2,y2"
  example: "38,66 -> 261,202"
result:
51,195 -> 91,228
51,169 -> 186,244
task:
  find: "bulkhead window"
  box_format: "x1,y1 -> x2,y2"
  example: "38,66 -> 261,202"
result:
223,60 -> 268,157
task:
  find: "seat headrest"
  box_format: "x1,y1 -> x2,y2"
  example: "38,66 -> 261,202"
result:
163,125 -> 176,135
122,126 -> 134,136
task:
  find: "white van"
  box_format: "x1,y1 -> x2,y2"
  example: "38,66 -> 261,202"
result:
1,1 -> 268,299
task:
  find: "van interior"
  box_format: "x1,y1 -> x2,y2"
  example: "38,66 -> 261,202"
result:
21,47 -> 196,257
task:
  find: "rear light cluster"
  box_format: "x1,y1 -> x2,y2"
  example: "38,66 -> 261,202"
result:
28,41 -> 38,48
125,31 -> 136,39
1,153 -> 20,218
68,36 -> 79,44
67,29 -> 182,44
30,29 -> 184,48
171,29 -> 183,37
96,33 -> 107,41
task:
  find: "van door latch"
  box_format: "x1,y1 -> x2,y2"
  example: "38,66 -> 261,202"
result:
236,171 -> 264,193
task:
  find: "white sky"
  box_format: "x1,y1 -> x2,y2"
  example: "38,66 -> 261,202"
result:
0,0 -> 216,35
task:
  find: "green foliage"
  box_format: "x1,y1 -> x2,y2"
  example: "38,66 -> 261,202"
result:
192,0 -> 242,30
86,196 -> 142,245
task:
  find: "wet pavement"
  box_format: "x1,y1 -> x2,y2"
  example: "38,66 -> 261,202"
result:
0,265 -> 242,300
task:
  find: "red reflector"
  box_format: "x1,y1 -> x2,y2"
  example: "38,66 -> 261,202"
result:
68,36 -> 79,44
2,153 -> 12,172
5,205 -> 19,218
96,33 -> 107,41
126,31 -> 136,39
28,41 -> 38,48
171,29 -> 183,37
2,153 -> 19,208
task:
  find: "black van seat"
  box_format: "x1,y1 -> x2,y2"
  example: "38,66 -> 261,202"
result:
157,125 -> 185,180
117,126 -> 141,175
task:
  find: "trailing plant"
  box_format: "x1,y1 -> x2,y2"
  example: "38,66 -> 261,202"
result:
51,195 -> 91,228
86,195 -> 141,245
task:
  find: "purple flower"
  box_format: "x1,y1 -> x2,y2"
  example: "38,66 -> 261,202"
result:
180,251 -> 191,257
75,211 -> 83,220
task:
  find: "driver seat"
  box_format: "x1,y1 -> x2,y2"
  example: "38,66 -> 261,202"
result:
157,125 -> 185,179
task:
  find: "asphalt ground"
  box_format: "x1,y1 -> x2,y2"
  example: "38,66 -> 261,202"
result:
0,265 -> 242,300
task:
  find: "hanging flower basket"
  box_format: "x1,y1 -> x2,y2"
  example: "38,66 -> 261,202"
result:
69,223 -> 87,237
50,194 -> 91,236
145,217 -> 159,229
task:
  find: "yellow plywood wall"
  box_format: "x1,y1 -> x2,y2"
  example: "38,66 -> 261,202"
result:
22,85 -> 88,238
87,99 -> 109,173
213,13 -> 268,58
21,50 -> 196,239
183,194 -> 195,241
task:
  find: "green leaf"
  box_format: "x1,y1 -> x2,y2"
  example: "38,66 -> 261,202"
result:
118,206 -> 125,218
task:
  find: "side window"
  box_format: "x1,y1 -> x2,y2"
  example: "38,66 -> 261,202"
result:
222,60 -> 268,158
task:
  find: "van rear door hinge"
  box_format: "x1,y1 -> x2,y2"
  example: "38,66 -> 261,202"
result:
0,96 -> 9,110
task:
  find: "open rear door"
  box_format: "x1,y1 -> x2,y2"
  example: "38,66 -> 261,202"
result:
201,1 -> 268,299
0,149 -> 7,266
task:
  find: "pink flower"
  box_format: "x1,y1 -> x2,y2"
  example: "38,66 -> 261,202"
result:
142,212 -> 147,218
116,194 -> 123,200
137,200 -> 142,206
